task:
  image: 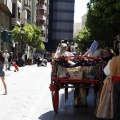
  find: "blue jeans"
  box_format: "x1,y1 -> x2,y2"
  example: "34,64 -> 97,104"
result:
8,61 -> 11,70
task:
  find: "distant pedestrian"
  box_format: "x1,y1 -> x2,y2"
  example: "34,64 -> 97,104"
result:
8,52 -> 13,70
3,50 -> 9,71
101,47 -> 113,80
0,51 -> 7,95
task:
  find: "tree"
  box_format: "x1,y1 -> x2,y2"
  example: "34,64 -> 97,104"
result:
12,26 -> 22,42
74,26 -> 92,52
12,24 -> 45,50
86,0 -> 120,48
31,25 -> 44,50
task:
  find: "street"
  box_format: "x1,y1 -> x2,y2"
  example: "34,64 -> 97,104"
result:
0,63 -> 98,120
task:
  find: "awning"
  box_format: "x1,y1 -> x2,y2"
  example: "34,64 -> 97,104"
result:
0,30 -> 13,42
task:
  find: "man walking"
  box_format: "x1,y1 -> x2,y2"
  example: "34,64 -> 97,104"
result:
8,52 -> 13,70
3,50 -> 10,71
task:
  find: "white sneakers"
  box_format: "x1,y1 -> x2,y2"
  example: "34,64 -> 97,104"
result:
3,92 -> 7,95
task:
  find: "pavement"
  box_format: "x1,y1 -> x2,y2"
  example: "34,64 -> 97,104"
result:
4,65 -> 16,76
0,64 -> 52,120
0,64 -> 99,120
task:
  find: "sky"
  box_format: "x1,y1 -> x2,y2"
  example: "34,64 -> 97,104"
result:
74,0 -> 90,23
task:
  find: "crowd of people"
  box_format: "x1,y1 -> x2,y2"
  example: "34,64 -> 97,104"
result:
0,49 -> 47,95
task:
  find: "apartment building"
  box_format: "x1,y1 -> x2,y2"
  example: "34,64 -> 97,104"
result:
0,0 -> 37,52
73,23 -> 82,37
36,0 -> 49,43
11,0 -> 36,28
45,0 -> 75,52
0,0 -> 12,50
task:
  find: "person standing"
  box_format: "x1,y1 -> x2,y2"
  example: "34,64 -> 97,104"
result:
99,54 -> 120,120
3,50 -> 10,71
0,51 -> 7,95
109,55 -> 120,120
96,59 -> 113,119
101,47 -> 113,80
8,52 -> 13,70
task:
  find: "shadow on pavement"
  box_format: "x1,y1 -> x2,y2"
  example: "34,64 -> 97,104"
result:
38,89 -> 99,120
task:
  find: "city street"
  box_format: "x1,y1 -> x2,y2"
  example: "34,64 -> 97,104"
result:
0,63 -> 98,120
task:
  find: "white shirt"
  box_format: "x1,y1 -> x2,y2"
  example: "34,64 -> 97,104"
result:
3,53 -> 10,62
103,60 -> 111,76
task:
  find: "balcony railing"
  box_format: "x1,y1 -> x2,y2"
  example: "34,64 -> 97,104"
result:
36,15 -> 46,21
37,4 -> 46,10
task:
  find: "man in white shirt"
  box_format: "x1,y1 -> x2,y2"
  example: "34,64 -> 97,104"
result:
3,50 -> 10,71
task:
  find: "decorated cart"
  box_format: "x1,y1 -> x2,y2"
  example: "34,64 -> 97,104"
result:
49,55 -> 103,113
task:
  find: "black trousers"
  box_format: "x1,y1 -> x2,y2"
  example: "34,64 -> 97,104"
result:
113,82 -> 120,120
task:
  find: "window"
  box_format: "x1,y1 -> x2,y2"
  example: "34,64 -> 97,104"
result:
1,15 -> 5,26
12,3 -> 16,17
18,7 -> 20,19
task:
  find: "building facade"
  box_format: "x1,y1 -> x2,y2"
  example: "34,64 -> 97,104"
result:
0,0 -> 37,54
0,0 -> 12,51
73,23 -> 82,37
45,0 -> 75,52
36,0 -> 49,43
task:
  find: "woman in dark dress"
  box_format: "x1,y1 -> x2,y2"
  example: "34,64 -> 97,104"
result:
0,51 -> 7,95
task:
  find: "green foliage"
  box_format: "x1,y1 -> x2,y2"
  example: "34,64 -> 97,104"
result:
12,26 -> 22,42
74,26 -> 92,52
86,0 -> 120,48
12,24 -> 45,50
24,24 -> 34,43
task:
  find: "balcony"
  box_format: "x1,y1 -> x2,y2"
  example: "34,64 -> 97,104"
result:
23,6 -> 31,12
36,15 -> 46,21
0,0 -> 12,13
37,4 -> 46,10
11,18 -> 21,26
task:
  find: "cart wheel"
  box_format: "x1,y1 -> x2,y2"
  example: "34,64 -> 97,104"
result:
52,90 -> 59,113
51,74 -> 59,113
